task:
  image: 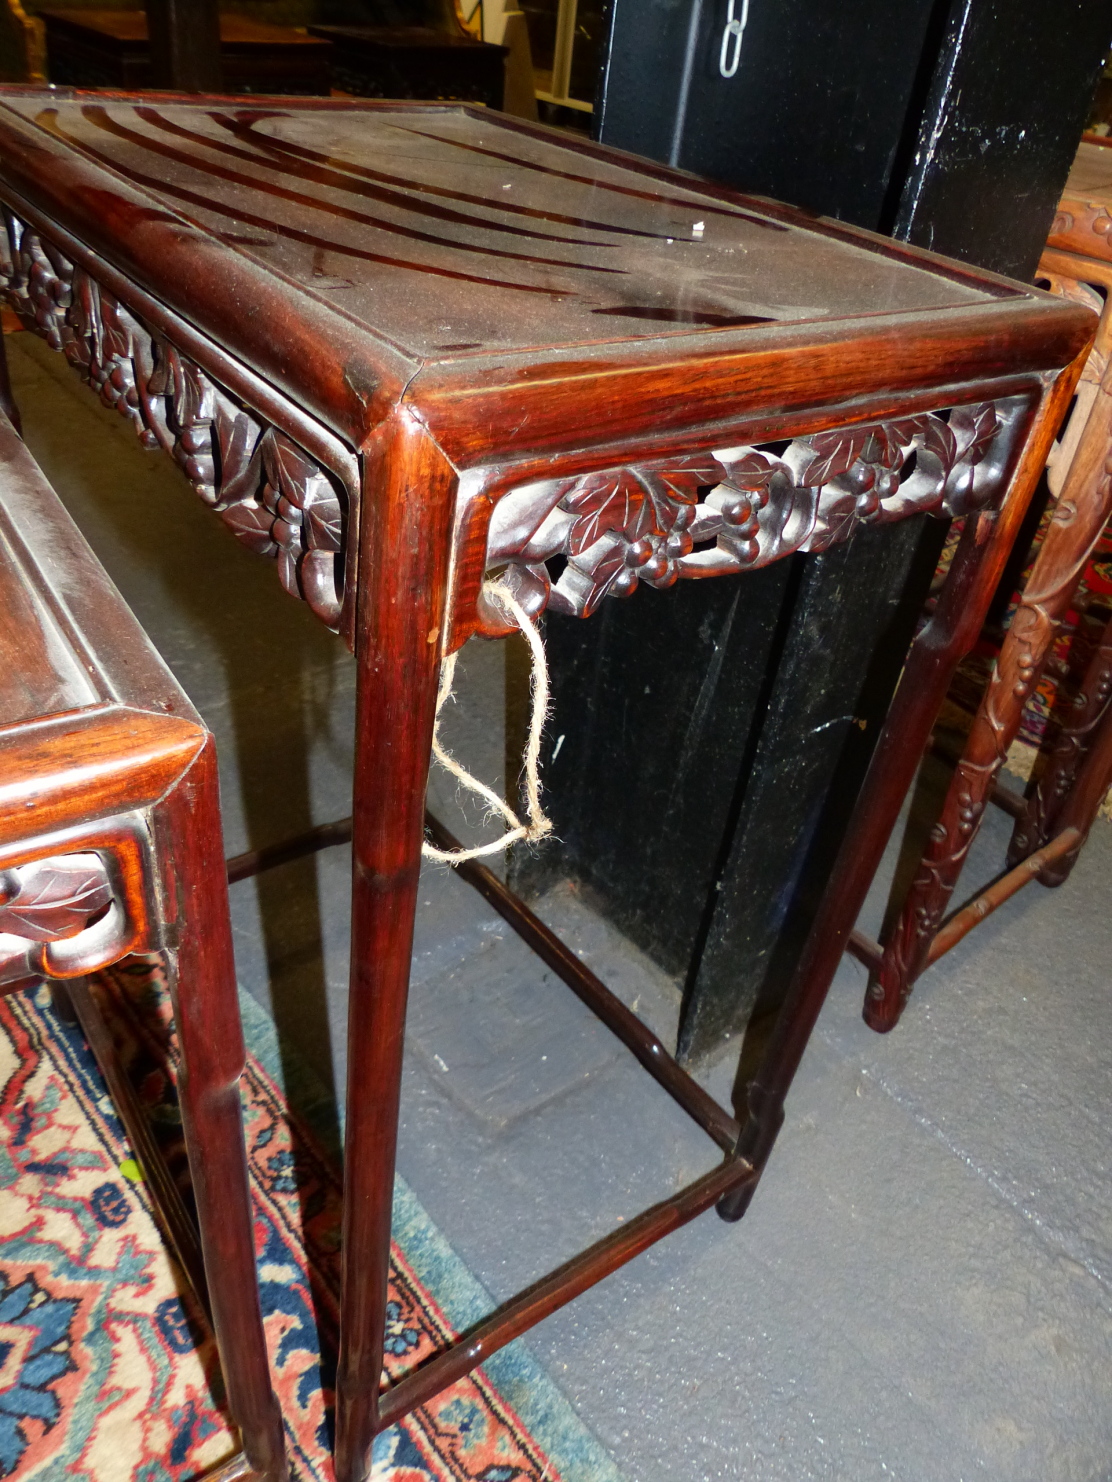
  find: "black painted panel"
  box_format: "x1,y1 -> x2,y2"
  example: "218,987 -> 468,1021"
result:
516,561 -> 794,973
893,0 -> 1111,279
597,0 -> 939,229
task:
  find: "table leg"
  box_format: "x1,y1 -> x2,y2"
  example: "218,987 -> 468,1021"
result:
48,978 -> 78,1023
161,740 -> 288,1482
335,417 -> 457,1482
864,376 -> 1112,1033
1024,666 -> 1112,882
718,375 -> 1077,1221
1006,607 -> 1112,883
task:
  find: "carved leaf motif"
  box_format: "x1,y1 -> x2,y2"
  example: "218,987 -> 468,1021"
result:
216,407 -> 264,503
174,358 -> 213,432
303,481 -> 344,552
0,859 -> 113,942
801,429 -> 870,487
0,211 -> 349,631
562,470 -> 653,555
641,455 -> 724,505
480,399 -> 1006,627
277,547 -> 301,599
717,451 -> 783,492
807,490 -> 861,552
219,499 -> 278,554
923,415 -> 958,473
949,401 -> 999,466
872,419 -> 924,466
553,534 -> 630,617
99,294 -> 133,360
264,430 -> 317,503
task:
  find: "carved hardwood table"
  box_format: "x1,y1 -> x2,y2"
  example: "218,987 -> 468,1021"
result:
0,89 -> 1093,1480
0,407 -> 285,1480
855,135 -> 1112,1031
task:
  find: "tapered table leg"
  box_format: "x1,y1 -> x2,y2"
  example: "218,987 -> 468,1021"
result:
718,375 -> 1079,1220
1006,606 -> 1112,882
865,376 -> 1112,1033
162,739 -> 288,1481
335,415 -> 457,1482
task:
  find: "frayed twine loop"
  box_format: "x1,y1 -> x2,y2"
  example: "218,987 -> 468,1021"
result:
422,579 -> 553,864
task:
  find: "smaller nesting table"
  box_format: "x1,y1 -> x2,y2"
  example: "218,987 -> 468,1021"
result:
855,135 -> 1112,1030
0,408 -> 285,1480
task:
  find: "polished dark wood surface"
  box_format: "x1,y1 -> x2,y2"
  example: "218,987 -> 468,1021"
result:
0,88 -> 1096,1481
0,406 -> 286,1480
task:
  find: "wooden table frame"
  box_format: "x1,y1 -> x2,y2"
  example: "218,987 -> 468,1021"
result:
854,239 -> 1112,1030
0,409 -> 286,1481
0,89 -> 1094,1481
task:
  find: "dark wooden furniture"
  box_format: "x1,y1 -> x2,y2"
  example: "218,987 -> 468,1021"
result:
309,25 -> 506,108
0,0 -> 45,84
40,9 -> 333,95
855,137 -> 1112,1029
0,406 -> 285,1480
551,0 -> 1112,1063
146,0 -> 221,93
0,90 -> 1093,1480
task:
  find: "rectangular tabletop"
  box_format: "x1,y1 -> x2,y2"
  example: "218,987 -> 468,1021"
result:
0,92 -> 1089,463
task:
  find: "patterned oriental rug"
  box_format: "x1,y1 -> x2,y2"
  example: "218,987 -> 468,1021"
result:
0,964 -> 623,1482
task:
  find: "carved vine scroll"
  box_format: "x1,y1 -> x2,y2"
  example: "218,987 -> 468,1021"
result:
482,402 -> 1005,626
0,210 -> 347,629
0,852 -> 129,990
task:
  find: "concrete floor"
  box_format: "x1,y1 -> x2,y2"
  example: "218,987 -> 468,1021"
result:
8,328 -> 1112,1481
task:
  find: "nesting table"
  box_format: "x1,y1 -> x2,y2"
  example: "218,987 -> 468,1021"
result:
0,90 -> 1092,1481
0,406 -> 285,1480
853,136 -> 1112,1030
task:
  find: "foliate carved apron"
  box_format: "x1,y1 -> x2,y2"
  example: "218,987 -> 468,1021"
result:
0,209 -> 348,629
480,402 -> 1008,628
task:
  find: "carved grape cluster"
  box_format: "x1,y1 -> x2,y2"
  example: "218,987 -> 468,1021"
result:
0,210 -> 347,630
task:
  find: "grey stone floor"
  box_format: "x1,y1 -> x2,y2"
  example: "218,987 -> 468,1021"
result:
8,329 -> 1112,1481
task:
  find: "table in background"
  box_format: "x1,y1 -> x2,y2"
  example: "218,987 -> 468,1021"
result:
40,9 -> 333,94
310,25 -> 506,109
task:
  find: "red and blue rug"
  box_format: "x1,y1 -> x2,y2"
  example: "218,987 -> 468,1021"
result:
0,963 -> 623,1482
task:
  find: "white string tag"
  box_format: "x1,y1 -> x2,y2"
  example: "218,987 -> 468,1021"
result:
422,579 -> 554,864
